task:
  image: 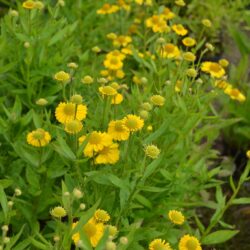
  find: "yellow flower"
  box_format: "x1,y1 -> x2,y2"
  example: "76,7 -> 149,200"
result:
147,125 -> 153,131
72,218 -> 104,247
117,0 -> 131,11
97,4 -> 119,15
150,95 -> 165,106
168,210 -> 185,225
95,143 -> 120,164
108,120 -> 130,141
64,120 -> 83,134
94,209 -> 110,223
201,61 -> 225,78
99,86 -> 117,96
144,145 -> 160,159
104,56 -> 123,70
159,43 -> 180,59
202,19 -> 212,28
175,0 -> 186,7
172,24 -> 188,36
121,46 -> 133,55
224,87 -> 246,102
149,239 -> 172,250
135,0 -> 152,6
81,75 -> 94,84
161,8 -> 175,20
55,102 -> 87,124
178,235 -> 202,250
182,37 -> 196,47
22,0 -> 36,9
175,80 -> 182,92
84,131 -> 113,157
113,35 -> 132,47
92,46 -> 101,53
123,114 -> 144,132
50,206 -> 67,218
219,58 -> 229,68
54,71 -> 70,82
107,50 -> 126,61
146,15 -> 170,33
214,80 -> 229,89
27,128 -> 51,147
246,150 -> 250,159
111,93 -> 123,104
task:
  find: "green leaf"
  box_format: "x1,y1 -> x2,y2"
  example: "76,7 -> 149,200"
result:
202,230 -> 239,245
29,238 -> 47,250
0,185 -> 8,220
232,197 -> 250,205
5,225 -> 25,250
51,135 -> 76,161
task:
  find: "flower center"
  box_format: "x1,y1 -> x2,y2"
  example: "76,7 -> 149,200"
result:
84,223 -> 97,237
64,103 -> 76,115
33,130 -> 44,140
186,239 -> 198,250
114,121 -> 125,132
110,58 -> 119,65
210,63 -> 221,72
165,44 -> 174,53
154,243 -> 167,250
89,132 -> 102,144
126,119 -> 137,129
66,120 -> 80,131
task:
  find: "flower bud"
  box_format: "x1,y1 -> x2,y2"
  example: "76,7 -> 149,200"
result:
73,188 -> 83,199
14,188 -> 22,196
119,236 -> 128,245
24,42 -> 30,48
36,98 -> 48,106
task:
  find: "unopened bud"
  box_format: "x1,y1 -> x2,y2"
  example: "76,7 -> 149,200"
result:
119,236 -> 128,245
15,188 -> 22,196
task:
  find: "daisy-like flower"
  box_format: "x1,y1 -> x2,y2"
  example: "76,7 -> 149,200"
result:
72,218 -> 104,247
81,75 -> 94,84
159,43 -> 180,59
172,24 -> 188,36
178,235 -> 202,250
219,58 -> 229,68
106,50 -> 126,61
54,71 -> 70,82
182,37 -> 196,47
104,56 -> 123,70
97,3 -> 119,15
144,145 -> 160,159
99,86 -> 117,96
64,120 -> 83,134
94,209 -> 110,223
161,7 -> 175,20
168,210 -> 185,225
201,61 -> 225,78
150,95 -> 165,106
106,225 -> 118,238
111,93 -> 123,104
95,143 -> 120,165
22,0 -> 36,9
224,87 -> 246,102
149,239 -> 172,250
112,35 -> 132,47
123,114 -> 144,132
84,131 -> 113,157
146,15 -> 170,33
108,120 -> 130,141
55,102 -> 87,124
50,206 -> 67,218
27,128 -> 51,147
135,0 -> 152,6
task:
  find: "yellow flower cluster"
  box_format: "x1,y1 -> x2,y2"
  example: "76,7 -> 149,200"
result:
72,209 -> 116,247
